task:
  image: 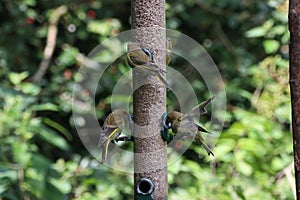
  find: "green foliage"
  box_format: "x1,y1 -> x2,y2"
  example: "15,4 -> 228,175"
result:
0,0 -> 292,199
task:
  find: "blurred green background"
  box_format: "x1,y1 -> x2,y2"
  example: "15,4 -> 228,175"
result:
0,0 -> 292,199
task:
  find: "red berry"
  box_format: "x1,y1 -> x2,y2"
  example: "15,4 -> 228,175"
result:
26,17 -> 35,25
64,69 -> 72,80
87,10 -> 96,19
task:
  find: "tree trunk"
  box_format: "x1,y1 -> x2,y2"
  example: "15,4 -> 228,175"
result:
289,0 -> 300,198
131,0 -> 167,199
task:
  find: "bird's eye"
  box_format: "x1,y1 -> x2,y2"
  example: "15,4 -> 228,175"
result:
164,122 -> 172,129
163,120 -> 170,129
142,48 -> 154,62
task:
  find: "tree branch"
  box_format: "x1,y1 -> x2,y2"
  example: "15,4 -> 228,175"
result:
30,5 -> 68,83
289,0 -> 300,198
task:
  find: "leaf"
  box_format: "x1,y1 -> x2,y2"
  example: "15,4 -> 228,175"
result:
275,103 -> 291,123
8,72 -> 29,85
213,138 -> 236,158
38,127 -> 70,151
20,82 -> 41,95
31,103 -> 59,111
43,181 -> 65,199
26,168 -> 45,198
23,0 -> 36,6
0,166 -> 18,186
49,177 -> 71,194
245,26 -> 266,38
42,118 -> 72,141
12,142 -> 31,167
31,154 -> 51,172
263,40 -> 280,54
235,151 -> 253,176
87,19 -> 121,36
58,45 -> 79,66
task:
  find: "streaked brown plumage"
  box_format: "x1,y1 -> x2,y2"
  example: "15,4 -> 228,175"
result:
127,42 -> 171,90
98,109 -> 131,163
166,97 -> 215,156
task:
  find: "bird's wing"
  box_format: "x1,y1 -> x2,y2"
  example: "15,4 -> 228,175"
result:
195,123 -> 212,134
97,126 -> 120,148
195,132 -> 214,156
101,140 -> 110,163
181,96 -> 215,120
134,63 -> 166,74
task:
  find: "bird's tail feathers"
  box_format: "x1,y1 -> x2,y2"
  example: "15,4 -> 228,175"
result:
101,141 -> 110,163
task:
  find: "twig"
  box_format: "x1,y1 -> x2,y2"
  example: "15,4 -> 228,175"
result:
251,86 -> 263,107
275,162 -> 296,199
30,5 -> 68,83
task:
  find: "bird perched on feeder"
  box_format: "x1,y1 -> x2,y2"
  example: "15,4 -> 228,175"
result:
127,42 -> 171,90
164,97 -> 215,156
98,109 -> 132,163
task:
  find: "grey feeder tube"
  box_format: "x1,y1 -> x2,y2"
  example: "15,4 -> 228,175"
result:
136,178 -> 155,200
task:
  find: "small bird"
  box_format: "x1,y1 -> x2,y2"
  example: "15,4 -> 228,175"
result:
98,109 -> 132,163
165,97 -> 215,156
127,42 -> 171,90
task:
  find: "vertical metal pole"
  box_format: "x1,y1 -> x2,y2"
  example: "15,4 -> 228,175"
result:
289,0 -> 300,198
131,0 -> 167,199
